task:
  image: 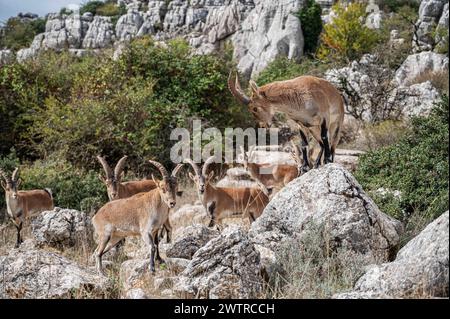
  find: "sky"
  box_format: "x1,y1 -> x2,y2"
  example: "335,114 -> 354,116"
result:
0,0 -> 84,23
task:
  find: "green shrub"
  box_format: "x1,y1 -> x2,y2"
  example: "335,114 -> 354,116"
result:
79,1 -> 105,15
79,0 -> 126,17
256,57 -> 329,85
317,2 -> 381,63
356,95 -> 449,230
0,17 -> 46,51
296,0 -> 322,55
380,0 -> 420,13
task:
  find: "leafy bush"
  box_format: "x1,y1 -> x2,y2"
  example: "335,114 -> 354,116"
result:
0,17 -> 46,51
356,96 -> 449,229
380,0 -> 420,13
317,2 -> 381,63
1,37 -> 248,172
79,0 -> 126,16
296,0 -> 322,55
79,1 -> 105,15
256,57 -> 329,85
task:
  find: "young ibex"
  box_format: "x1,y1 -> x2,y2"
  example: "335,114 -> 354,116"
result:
0,168 -> 54,247
92,161 -> 183,274
97,155 -> 156,201
184,156 -> 269,227
240,142 -> 302,191
229,73 -> 345,172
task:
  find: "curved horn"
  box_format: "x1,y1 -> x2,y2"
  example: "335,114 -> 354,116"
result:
202,156 -> 217,177
0,168 -> 11,185
290,141 -> 301,165
183,158 -> 201,177
97,156 -> 113,179
228,71 -> 250,105
239,146 -> 247,162
171,164 -> 184,177
11,167 -> 19,182
148,160 -> 169,181
114,155 -> 128,180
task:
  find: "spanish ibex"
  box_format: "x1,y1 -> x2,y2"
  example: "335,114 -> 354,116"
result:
97,155 -> 156,201
0,168 -> 54,247
92,161 -> 183,274
229,73 -> 345,173
240,141 -> 302,191
184,156 -> 269,227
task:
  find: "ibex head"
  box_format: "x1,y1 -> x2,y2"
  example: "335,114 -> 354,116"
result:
240,145 -> 257,171
149,160 -> 183,209
184,156 -> 216,196
0,167 -> 21,198
228,71 -> 275,128
97,155 -> 128,201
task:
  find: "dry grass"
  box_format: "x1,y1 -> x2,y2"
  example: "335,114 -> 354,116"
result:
409,70 -> 449,95
261,225 -> 369,299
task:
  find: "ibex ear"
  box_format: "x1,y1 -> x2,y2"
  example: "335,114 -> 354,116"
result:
249,80 -> 260,96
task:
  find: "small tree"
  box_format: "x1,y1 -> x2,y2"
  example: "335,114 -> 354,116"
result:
317,2 -> 380,63
297,0 -> 323,55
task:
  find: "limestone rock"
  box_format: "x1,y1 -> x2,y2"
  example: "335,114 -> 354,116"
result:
335,212 -> 449,298
0,247 -> 109,298
31,207 -> 92,248
249,164 -> 403,262
175,226 -> 263,299
165,224 -> 219,259
394,51 -> 449,86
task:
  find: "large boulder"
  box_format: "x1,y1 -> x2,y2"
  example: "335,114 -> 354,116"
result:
82,16 -> 116,49
31,208 -> 92,248
169,203 -> 209,232
414,0 -> 448,51
115,8 -> 144,41
335,212 -> 449,299
165,224 -> 219,259
397,80 -> 441,117
0,242 -> 109,298
394,51 -> 449,86
174,226 -> 263,299
249,164 -> 403,263
232,0 -> 304,78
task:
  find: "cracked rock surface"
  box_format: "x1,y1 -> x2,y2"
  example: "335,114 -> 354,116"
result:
31,207 -> 92,248
249,164 -> 403,262
174,226 -> 263,299
335,212 -> 449,299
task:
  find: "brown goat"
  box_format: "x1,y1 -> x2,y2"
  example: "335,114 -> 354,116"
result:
240,142 -> 302,192
185,156 -> 269,227
92,161 -> 183,274
229,73 -> 345,173
0,168 -> 54,247
97,155 -> 156,201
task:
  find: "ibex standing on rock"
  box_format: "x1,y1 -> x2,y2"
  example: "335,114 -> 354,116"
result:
92,161 -> 184,274
229,73 -> 345,173
240,141 -> 302,191
0,168 -> 54,247
185,156 -> 269,227
97,155 -> 156,201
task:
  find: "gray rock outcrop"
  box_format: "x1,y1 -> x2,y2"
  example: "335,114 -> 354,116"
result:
174,226 -> 263,299
0,243 -> 109,298
13,0 -> 305,78
31,207 -> 92,248
335,212 -> 449,299
249,164 -> 403,262
414,0 -> 449,51
165,224 -> 219,259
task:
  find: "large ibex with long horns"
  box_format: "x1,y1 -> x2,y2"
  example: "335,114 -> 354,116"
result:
97,155 -> 156,201
92,161 -> 184,274
229,72 -> 345,173
0,168 -> 54,247
184,156 -> 269,227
